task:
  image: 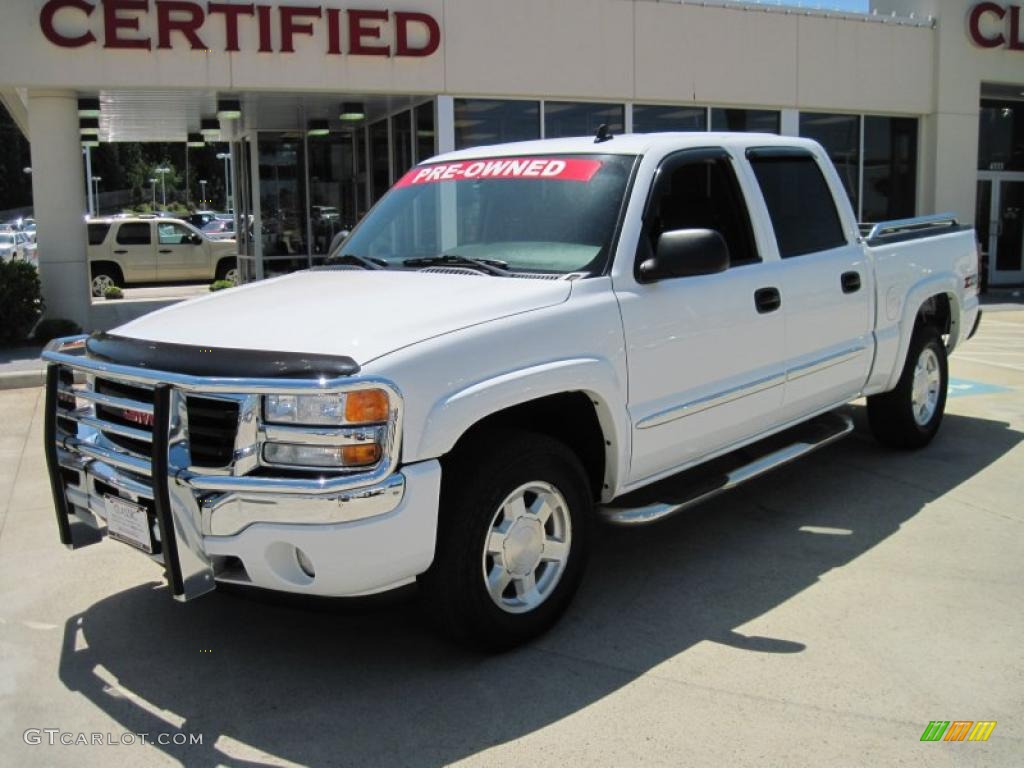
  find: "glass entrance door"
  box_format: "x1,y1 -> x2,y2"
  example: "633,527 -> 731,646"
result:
979,173 -> 1024,286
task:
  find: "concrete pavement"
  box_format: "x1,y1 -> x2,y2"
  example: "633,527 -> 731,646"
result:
0,315 -> 1022,767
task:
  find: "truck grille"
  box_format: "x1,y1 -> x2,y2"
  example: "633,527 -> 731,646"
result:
94,378 -> 155,456
185,396 -> 239,468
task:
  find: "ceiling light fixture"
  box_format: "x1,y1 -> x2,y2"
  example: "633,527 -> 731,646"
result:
307,119 -> 330,136
216,99 -> 242,120
77,98 -> 101,117
200,118 -> 220,137
340,102 -> 366,121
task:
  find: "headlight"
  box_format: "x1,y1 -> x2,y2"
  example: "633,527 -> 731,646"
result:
264,389 -> 389,426
263,442 -> 382,468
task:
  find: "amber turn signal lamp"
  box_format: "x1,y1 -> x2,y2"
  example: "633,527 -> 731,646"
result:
342,444 -> 382,466
345,389 -> 389,423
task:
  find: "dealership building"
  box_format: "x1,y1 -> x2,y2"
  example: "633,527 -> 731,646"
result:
0,0 -> 1021,329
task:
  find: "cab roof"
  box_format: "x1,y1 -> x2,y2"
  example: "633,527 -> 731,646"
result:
430,132 -> 824,164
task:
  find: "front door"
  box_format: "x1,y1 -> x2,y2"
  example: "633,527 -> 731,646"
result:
156,222 -> 209,280
979,173 -> 1024,286
618,149 -> 787,485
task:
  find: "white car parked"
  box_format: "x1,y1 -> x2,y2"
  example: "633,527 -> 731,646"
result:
43,133 -> 980,649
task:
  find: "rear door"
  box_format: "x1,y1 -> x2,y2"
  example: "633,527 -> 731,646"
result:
112,222 -> 156,282
744,148 -> 872,423
615,148 -> 788,484
156,221 -> 209,280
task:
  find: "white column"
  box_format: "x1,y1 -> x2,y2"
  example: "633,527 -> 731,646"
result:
435,95 -> 455,154
780,109 -> 800,137
28,90 -> 90,330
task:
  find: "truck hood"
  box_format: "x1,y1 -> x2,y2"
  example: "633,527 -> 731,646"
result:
113,270 -> 572,366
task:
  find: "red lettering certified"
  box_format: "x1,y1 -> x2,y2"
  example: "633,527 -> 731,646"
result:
395,158 -> 603,188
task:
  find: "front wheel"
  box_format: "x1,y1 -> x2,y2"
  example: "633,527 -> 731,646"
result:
867,324 -> 948,449
420,430 -> 592,650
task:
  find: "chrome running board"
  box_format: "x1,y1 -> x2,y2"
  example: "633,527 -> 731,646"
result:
599,411 -> 854,527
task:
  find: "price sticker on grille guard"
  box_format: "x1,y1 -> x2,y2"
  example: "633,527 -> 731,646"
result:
395,157 -> 603,188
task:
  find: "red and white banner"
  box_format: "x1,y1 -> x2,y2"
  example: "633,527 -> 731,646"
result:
395,157 -> 603,187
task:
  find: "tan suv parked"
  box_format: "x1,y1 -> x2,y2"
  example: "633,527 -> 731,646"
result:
87,217 -> 238,296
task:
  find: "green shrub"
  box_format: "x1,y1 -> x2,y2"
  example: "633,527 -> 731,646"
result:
104,285 -> 124,300
209,280 -> 234,292
33,318 -> 82,344
0,260 -> 45,346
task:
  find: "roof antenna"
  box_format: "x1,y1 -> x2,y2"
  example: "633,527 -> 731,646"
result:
594,124 -> 613,144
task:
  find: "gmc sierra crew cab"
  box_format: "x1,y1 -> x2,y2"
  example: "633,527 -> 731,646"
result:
43,133 -> 981,649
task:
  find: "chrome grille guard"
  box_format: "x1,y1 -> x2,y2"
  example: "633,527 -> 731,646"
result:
42,335 -> 403,601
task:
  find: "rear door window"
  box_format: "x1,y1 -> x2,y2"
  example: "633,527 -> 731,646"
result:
747,151 -> 847,258
116,222 -> 152,246
88,223 -> 111,245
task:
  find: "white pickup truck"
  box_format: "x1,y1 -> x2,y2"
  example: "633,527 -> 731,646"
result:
43,133 -> 981,649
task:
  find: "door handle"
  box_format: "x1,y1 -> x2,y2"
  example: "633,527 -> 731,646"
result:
754,287 -> 781,314
113,249 -> 127,255
158,249 -> 172,254
841,271 -> 861,294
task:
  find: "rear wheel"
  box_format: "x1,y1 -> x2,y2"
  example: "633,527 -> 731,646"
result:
90,267 -> 121,297
421,430 -> 591,650
867,324 -> 948,449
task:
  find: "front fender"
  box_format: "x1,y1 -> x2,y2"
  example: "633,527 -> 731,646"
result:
412,356 -> 630,502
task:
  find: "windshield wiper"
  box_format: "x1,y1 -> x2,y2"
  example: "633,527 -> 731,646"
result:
403,254 -> 511,276
321,253 -> 387,270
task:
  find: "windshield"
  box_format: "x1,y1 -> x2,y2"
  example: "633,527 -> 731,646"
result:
341,154 -> 635,275
0,234 -> 13,245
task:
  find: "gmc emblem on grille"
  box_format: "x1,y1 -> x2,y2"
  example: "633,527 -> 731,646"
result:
122,408 -> 155,427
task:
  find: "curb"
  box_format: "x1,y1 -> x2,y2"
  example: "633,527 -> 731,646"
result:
0,370 -> 46,390
0,369 -> 86,391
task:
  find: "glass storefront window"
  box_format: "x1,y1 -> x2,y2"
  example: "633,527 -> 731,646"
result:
544,102 -> 624,139
710,108 -> 780,134
308,131 -> 356,259
454,99 -> 540,149
978,100 -> 1024,171
257,132 -> 307,268
369,119 -> 390,204
799,112 -> 860,214
415,102 -> 435,162
633,105 -> 706,133
392,110 -> 413,181
863,116 -> 918,222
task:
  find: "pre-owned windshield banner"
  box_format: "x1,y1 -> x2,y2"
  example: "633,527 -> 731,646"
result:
394,157 -> 603,187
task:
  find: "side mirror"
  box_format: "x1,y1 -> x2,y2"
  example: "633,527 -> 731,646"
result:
190,233 -> 203,246
638,228 -> 730,283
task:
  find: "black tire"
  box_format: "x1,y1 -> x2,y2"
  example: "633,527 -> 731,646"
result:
215,257 -> 238,282
420,429 -> 592,651
867,324 -> 948,449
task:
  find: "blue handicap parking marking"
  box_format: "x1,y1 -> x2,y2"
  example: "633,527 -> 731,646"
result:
947,378 -> 1012,398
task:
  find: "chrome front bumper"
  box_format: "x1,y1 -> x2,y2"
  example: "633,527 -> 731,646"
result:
42,337 -> 411,601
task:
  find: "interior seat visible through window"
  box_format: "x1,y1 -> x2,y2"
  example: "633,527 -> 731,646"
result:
641,151 -> 759,270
